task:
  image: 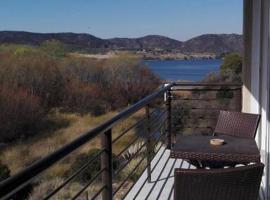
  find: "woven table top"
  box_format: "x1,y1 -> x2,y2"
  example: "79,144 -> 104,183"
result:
171,134 -> 260,163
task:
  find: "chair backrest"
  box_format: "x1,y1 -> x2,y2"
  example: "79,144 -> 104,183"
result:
174,163 -> 264,200
214,110 -> 261,138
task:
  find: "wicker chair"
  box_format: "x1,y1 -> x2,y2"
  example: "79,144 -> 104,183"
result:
204,110 -> 261,168
174,163 -> 264,200
213,110 -> 261,138
190,110 -> 261,168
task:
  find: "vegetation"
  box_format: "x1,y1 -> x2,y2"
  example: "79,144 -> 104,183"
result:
203,53 -> 242,83
0,161 -> 10,182
0,42 -> 160,143
0,41 -> 160,199
220,53 -> 242,82
67,148 -> 119,183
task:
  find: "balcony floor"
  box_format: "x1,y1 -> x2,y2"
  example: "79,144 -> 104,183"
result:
124,146 -> 195,200
124,145 -> 265,200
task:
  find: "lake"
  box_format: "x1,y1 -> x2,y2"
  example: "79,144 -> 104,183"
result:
144,59 -> 221,81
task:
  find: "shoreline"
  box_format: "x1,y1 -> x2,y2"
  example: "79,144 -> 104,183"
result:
143,57 -> 220,62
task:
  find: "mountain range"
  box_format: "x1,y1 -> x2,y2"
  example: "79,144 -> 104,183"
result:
0,31 -> 243,55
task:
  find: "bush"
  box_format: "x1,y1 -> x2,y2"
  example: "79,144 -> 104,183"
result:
68,149 -> 120,183
0,45 -> 160,142
0,48 -> 66,108
203,53 -> 242,83
0,161 -> 10,182
63,81 -> 108,115
99,61 -> 160,108
0,86 -> 45,142
40,40 -> 67,57
220,53 -> 242,82
172,103 -> 190,133
216,87 -> 234,99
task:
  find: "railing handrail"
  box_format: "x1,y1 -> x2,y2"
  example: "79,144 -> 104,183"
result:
0,81 -> 243,199
0,83 -> 174,199
173,82 -> 243,87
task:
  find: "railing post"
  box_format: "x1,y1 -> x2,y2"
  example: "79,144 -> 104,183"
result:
166,89 -> 172,149
101,129 -> 113,200
145,104 -> 152,183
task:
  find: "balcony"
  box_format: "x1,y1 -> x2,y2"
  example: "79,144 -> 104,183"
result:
1,82 -> 261,200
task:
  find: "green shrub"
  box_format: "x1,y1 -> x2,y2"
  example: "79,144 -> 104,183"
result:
220,53 -> 242,82
216,87 -> 234,99
171,103 -> 190,133
0,161 -> 10,182
203,53 -> 242,83
40,40 -> 67,57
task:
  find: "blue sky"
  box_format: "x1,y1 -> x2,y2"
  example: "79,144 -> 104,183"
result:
0,0 -> 243,41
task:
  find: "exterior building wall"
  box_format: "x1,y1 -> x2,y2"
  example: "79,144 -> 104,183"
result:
243,0 -> 270,198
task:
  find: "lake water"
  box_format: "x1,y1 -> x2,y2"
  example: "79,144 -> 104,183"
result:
144,59 -> 221,81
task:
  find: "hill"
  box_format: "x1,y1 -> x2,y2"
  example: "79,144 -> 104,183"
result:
0,31 -> 243,55
108,35 -> 183,50
180,34 -> 243,55
0,31 -> 109,49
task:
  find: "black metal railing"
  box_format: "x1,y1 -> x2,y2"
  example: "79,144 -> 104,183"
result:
0,83 -> 173,200
0,82 -> 242,200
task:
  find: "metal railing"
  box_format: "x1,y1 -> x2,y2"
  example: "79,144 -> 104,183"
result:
0,82 -> 242,200
0,83 -> 173,200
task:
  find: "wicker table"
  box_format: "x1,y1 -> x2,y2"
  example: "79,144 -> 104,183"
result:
171,134 -> 260,163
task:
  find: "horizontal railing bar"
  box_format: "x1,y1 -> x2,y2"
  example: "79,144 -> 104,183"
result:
172,82 -> 242,87
146,110 -> 167,131
44,150 -> 104,200
90,185 -> 106,200
112,109 -> 159,144
181,108 -> 239,111
149,119 -> 166,137
174,126 -> 213,128
115,135 -> 141,159
172,98 -> 238,101
0,83 -> 174,199
154,139 -> 166,154
112,117 -> 146,144
153,132 -> 165,147
113,155 -> 145,196
115,114 -> 166,160
70,169 -> 105,200
114,142 -> 147,176
150,109 -> 167,122
172,88 -> 242,91
115,133 -> 164,200
115,135 -> 163,196
132,143 -> 167,200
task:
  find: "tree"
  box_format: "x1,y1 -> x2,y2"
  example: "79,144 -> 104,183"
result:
220,53 -> 242,82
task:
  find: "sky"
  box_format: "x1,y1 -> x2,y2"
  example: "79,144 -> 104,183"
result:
0,0 -> 243,41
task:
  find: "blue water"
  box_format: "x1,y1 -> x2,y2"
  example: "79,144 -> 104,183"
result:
144,59 -> 221,81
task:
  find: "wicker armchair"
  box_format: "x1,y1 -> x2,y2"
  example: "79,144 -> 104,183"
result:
174,163 -> 264,200
214,110 -> 261,138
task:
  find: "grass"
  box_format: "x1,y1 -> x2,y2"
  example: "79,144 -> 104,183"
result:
1,108 -> 147,200
1,108 -> 145,175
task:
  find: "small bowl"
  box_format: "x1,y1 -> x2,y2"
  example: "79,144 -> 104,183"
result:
210,139 -> 225,146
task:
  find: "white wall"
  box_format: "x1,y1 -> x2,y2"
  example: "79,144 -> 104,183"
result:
259,1 -> 270,198
243,0 -> 270,199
